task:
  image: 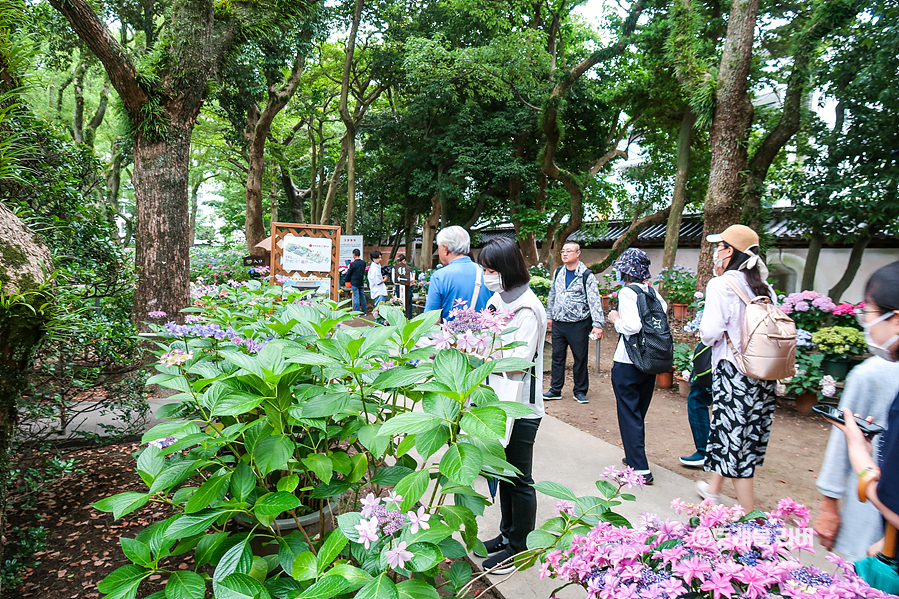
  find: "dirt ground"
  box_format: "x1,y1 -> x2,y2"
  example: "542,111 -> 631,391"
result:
542,323 -> 834,513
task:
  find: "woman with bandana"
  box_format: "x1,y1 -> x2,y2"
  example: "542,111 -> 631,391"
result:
696,225 -> 777,511
607,248 -> 667,486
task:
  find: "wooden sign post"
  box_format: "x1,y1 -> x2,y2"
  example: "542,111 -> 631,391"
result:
395,262 -> 412,318
269,223 -> 341,301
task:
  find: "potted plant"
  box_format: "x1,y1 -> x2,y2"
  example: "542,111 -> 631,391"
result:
673,343 -> 693,397
831,301 -> 864,329
94,284 -> 539,599
782,352 -> 825,414
656,369 -> 674,389
779,290 -> 836,330
596,272 -> 620,311
655,265 -> 697,320
811,325 -> 867,380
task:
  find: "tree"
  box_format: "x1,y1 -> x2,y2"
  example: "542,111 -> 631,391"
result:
47,0 -> 315,324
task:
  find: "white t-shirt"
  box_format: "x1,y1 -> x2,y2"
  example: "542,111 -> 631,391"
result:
367,262 -> 388,297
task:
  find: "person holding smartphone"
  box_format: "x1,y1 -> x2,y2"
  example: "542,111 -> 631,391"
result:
832,261 -> 899,551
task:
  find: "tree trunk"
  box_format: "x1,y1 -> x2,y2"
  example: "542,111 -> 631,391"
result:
282,166 -> 306,222
388,224 -> 402,261
829,232 -> 873,302
72,59 -> 87,144
420,193 -> 440,269
346,139 -> 356,234
801,232 -> 824,291
662,111 -> 697,273
319,133 -> 349,225
404,210 -> 416,267
696,0 -> 760,292
189,177 -> 201,247
269,178 -> 279,225
131,128 -> 192,324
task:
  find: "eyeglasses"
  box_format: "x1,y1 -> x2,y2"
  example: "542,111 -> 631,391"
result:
560,249 -> 579,254
854,306 -> 881,327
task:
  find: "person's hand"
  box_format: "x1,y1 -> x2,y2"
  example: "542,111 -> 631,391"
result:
868,538 -> 885,557
813,497 -> 841,551
547,319 -> 552,330
591,327 -> 603,340
834,407 -> 876,475
608,310 -> 620,325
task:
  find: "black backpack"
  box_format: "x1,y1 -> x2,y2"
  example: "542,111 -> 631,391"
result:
622,285 -> 674,375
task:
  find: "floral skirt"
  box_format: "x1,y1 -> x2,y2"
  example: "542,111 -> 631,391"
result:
704,360 -> 777,479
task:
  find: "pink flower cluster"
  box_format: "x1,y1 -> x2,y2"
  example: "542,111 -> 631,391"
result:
351,493 -> 432,571
540,497 -> 891,599
780,291 -> 834,315
431,302 -> 514,354
832,302 -> 862,316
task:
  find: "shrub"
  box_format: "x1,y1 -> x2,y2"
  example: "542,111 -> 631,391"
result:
811,326 -> 867,358
655,265 -> 697,305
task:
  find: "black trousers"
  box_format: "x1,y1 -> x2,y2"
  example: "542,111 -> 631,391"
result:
549,318 -> 592,395
611,361 -> 656,472
499,417 -> 541,554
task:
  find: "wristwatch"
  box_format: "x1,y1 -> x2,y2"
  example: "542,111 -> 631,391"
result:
858,467 -> 882,503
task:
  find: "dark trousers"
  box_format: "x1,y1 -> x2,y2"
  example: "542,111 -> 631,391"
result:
549,318 -> 591,395
687,383 -> 713,455
611,361 -> 656,471
499,417 -> 540,554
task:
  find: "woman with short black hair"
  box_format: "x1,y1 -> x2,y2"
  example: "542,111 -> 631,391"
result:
473,237 -> 547,576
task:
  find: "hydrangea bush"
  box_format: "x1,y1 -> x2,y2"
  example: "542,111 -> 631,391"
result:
779,291 -> 835,330
811,326 -> 867,358
95,283 -> 540,599
655,265 -> 697,305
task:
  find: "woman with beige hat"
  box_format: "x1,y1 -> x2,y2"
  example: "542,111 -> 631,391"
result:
696,224 -> 777,511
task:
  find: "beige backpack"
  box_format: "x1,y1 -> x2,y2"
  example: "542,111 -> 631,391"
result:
723,276 -> 796,380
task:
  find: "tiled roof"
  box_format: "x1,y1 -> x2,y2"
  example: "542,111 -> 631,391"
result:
474,209 -> 899,249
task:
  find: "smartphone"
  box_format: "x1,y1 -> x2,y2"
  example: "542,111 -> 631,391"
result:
812,404 -> 885,436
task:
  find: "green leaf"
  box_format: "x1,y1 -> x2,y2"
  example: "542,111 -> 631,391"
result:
277,474 -> 300,493
463,360 -> 496,392
291,551 -> 317,581
291,576 -> 349,599
422,393 -> 460,422
349,452 -> 368,483
220,350 -> 264,378
195,532 -> 230,567
415,424 -> 451,460
438,443 -> 483,485
598,511 -> 631,527
213,537 -> 253,583
405,542 -> 442,572
165,570 -> 205,599
395,434 -> 417,459
337,512 -> 362,542
317,529 -> 348,574
185,472 -> 231,513
141,420 -> 200,445
230,462 -> 256,501
370,465 -> 414,486
167,510 -> 227,540
490,357 -> 538,372
93,492 -> 148,520
595,480 -> 617,499
396,579 -> 440,599
136,446 -> 164,486
149,460 -> 201,494
437,537 -> 467,559
533,481 -> 577,501
321,564 -> 371,590
215,573 -> 268,599
377,413 -> 442,438
120,537 -> 152,568
432,349 -> 467,395
372,365 -> 432,390
301,454 -> 333,485
355,573 -> 398,599
446,561 -> 472,593
526,528 -> 558,549
494,402 -> 537,418
97,565 -> 150,599
254,492 -> 302,517
394,470 -> 430,512
357,423 -> 389,458
208,390 -> 266,417
254,435 -> 294,477
460,406 -> 506,439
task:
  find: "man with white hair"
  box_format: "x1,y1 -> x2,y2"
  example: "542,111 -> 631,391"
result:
424,225 -> 489,320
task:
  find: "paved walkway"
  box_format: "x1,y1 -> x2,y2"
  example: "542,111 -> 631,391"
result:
471,415 -> 836,599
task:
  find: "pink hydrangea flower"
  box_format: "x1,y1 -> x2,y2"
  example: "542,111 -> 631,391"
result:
407,506 -> 430,534
794,301 -> 810,312
384,540 -> 414,569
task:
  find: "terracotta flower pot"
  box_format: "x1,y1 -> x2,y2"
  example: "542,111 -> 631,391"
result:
602,296 -> 611,311
656,371 -> 674,389
677,378 -> 690,397
795,392 -> 817,415
672,303 -> 688,320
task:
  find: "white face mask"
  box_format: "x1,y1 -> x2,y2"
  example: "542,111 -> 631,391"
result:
713,256 -> 725,274
484,273 -> 504,292
862,311 -> 899,362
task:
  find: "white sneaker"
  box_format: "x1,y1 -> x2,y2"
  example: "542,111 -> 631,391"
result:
696,480 -> 720,502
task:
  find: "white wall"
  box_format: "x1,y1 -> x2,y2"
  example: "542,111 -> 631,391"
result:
578,247 -> 899,302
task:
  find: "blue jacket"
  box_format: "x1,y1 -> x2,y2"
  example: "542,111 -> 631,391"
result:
424,256 -> 489,320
